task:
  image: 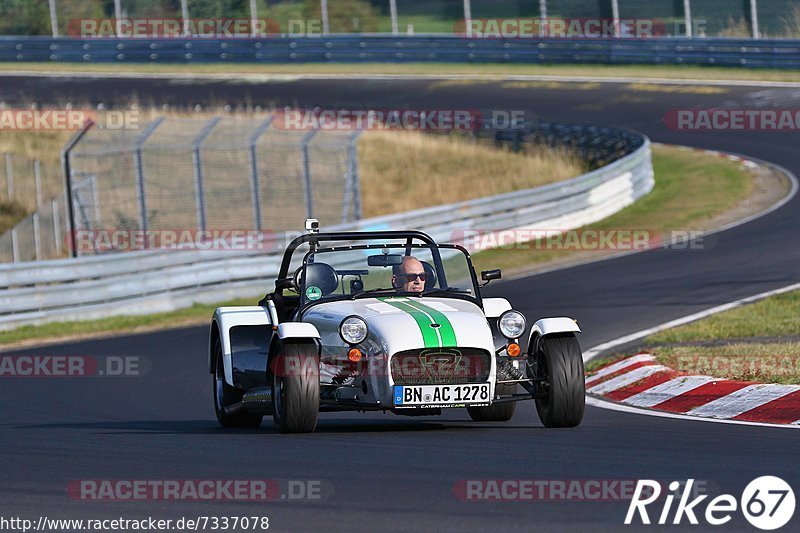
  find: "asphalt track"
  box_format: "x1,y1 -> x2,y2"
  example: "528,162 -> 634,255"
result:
1,74 -> 799,532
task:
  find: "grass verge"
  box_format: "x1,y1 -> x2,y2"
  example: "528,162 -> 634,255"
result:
634,289 -> 800,384
471,144 -> 754,274
2,62 -> 800,83
0,144 -> 768,348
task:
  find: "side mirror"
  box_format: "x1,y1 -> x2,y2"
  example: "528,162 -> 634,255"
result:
480,269 -> 501,286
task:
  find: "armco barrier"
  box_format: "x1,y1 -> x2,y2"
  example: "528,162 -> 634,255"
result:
1,36 -> 800,68
0,127 -> 654,330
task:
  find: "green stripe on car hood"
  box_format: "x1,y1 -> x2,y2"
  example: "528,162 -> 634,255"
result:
378,297 -> 457,348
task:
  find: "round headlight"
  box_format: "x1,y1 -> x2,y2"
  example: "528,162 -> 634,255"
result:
339,316 -> 368,345
498,310 -> 526,340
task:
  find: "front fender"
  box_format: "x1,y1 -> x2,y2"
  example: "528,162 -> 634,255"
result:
210,306 -> 272,386
528,317 -> 581,346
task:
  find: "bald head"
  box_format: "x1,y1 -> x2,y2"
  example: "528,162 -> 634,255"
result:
392,256 -> 426,293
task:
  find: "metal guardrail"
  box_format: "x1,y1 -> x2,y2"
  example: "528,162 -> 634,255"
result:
0,125 -> 654,330
1,36 -> 800,68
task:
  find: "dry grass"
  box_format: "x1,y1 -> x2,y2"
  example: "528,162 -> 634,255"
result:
357,130 -> 586,217
716,16 -> 752,38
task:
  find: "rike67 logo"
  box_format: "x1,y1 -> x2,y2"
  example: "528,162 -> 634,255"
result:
626,477 -> 795,530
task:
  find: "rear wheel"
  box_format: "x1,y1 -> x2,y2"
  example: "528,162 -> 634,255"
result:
213,338 -> 263,428
532,334 -> 585,428
272,342 -> 320,434
467,383 -> 517,422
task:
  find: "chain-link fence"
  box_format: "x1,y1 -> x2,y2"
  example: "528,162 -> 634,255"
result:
0,152 -> 66,263
3,1 -> 800,39
63,115 -> 361,256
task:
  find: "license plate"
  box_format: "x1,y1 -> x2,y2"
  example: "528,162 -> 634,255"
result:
393,383 -> 490,408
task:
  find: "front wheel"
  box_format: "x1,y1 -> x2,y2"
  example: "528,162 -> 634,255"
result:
467,383 -> 517,422
532,334 -> 585,428
271,342 -> 320,434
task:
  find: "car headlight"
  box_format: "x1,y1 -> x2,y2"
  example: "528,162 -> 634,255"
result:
498,310 -> 526,340
339,316 -> 368,345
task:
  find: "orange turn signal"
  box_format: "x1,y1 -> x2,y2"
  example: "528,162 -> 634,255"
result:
507,343 -> 521,357
348,348 -> 363,362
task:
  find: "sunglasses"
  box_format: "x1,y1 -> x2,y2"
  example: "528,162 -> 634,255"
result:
400,273 -> 427,282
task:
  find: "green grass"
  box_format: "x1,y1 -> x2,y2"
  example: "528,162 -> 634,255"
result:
652,343 -> 800,385
0,298 -> 257,346
646,290 -> 800,344
471,144 -> 752,274
3,62 -> 800,83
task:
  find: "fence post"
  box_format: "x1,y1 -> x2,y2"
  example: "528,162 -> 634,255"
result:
320,0 -> 330,35
48,0 -> 59,38
343,130 -> 363,222
11,228 -> 18,263
114,0 -> 123,37
389,0 -> 398,35
33,212 -> 41,261
61,120 -> 95,258
52,198 -> 62,256
192,117 -> 221,232
181,0 -> 191,36
34,159 -> 42,209
611,0 -> 621,37
463,0 -> 472,37
750,0 -> 760,39
249,0 -> 259,37
683,0 -> 693,37
539,0 -> 548,37
248,117 -> 275,233
133,117 -> 164,233
301,129 -> 320,219
4,153 -> 13,201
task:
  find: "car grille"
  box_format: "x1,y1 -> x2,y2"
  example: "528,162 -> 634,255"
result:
391,348 -> 491,385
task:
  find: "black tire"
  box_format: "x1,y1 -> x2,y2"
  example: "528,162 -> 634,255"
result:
213,337 -> 263,428
466,383 -> 517,422
532,334 -> 585,428
271,342 -> 320,434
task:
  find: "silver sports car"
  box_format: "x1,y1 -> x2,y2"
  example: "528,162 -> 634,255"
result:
209,221 -> 585,433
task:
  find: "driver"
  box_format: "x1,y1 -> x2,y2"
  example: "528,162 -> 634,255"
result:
391,256 -> 426,293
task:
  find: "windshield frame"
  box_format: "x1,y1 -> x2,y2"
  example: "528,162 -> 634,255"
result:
275,232 -> 483,314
